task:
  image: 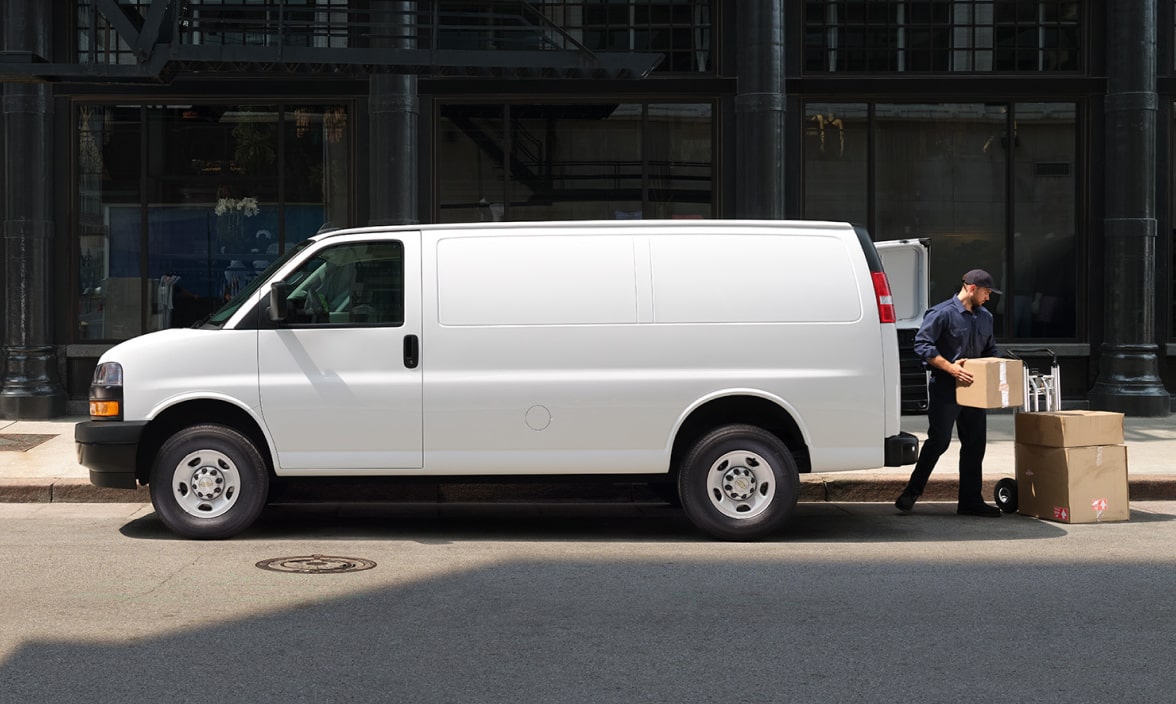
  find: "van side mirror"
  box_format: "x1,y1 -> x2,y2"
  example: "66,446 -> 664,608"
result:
269,281 -> 289,322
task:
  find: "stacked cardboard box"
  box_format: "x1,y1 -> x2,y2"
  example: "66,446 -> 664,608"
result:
1013,410 -> 1129,523
957,357 -> 1025,409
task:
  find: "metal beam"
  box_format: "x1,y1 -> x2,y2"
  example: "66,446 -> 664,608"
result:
134,0 -> 175,61
0,47 -> 660,82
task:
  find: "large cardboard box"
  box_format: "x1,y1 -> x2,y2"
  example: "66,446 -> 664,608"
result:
956,357 -> 1024,409
1015,410 -> 1125,448
1014,443 -> 1129,523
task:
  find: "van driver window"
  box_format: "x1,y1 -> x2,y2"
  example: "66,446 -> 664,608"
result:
283,241 -> 404,326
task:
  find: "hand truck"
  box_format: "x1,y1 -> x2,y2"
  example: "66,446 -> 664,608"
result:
992,348 -> 1061,513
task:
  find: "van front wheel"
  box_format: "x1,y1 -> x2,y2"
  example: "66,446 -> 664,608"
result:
677,424 -> 799,541
149,424 -> 269,540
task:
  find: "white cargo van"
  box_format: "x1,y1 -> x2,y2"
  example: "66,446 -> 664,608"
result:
76,220 -> 917,540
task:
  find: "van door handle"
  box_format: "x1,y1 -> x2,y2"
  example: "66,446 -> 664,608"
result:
403,334 -> 419,369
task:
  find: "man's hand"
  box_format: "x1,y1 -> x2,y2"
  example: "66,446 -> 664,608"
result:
952,358 -> 974,386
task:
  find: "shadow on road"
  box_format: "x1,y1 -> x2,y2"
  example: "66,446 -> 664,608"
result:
7,535 -> 1176,702
111,499 -> 1174,543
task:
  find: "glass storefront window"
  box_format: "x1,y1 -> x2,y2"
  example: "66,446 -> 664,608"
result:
511,103 -> 645,221
436,105 -> 508,223
287,106 -> 351,234
1171,100 -> 1176,338
437,102 -> 713,222
804,99 -> 1079,340
145,105 -> 281,321
1011,103 -> 1077,338
803,103 -> 868,225
875,103 -> 1008,329
646,103 -> 713,218
74,102 -> 351,342
77,105 -> 141,340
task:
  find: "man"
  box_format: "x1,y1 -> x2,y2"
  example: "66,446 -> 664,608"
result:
896,269 -> 1003,517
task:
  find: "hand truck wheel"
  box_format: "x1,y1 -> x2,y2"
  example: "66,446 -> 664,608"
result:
994,477 -> 1018,514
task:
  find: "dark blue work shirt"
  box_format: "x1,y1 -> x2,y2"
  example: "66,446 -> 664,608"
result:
914,295 -> 999,377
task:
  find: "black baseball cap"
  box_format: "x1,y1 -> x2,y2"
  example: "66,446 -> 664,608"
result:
962,269 -> 1002,294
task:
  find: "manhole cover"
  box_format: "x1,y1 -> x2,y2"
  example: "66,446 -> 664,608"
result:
256,554 -> 376,574
0,434 -> 56,452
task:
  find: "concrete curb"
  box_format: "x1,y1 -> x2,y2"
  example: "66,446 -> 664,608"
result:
3,475 -> 1175,504
0,478 -> 150,504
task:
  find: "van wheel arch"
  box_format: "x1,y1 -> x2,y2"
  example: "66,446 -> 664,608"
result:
670,396 -> 809,478
135,400 -> 273,485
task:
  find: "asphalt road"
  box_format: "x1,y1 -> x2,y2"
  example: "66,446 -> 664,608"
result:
3,501 -> 1176,703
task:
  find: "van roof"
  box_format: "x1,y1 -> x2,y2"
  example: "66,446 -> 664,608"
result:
312,219 -> 860,242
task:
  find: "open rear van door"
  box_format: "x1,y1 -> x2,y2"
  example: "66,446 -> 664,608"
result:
877,238 -> 931,414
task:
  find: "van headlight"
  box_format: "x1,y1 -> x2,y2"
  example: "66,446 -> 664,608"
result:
89,362 -> 124,420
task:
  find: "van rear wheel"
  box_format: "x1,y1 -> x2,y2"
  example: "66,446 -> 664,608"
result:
149,424 -> 269,540
677,424 -> 799,541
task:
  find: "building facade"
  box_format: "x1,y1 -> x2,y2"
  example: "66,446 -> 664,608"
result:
0,0 -> 1172,418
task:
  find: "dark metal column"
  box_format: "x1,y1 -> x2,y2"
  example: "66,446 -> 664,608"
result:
368,1 -> 419,226
1,0 -> 66,419
1089,0 -> 1171,416
734,1 -> 785,219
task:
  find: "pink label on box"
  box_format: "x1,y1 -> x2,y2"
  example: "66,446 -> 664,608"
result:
1053,506 -> 1070,521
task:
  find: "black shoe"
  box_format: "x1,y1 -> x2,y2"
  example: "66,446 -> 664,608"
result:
957,502 -> 1001,518
895,491 -> 917,513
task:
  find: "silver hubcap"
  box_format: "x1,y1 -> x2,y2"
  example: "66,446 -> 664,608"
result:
707,450 -> 775,519
172,450 -> 241,518
723,467 -> 757,501
192,466 -> 225,500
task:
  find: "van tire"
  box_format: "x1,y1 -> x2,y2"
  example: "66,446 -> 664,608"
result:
149,424 -> 269,540
677,424 -> 799,541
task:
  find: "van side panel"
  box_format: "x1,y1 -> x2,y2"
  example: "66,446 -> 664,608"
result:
650,229 -> 887,468
437,236 -> 638,326
421,224 -> 887,475
648,235 -> 862,323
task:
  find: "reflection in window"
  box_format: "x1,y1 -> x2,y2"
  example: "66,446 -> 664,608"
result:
437,102 -> 712,222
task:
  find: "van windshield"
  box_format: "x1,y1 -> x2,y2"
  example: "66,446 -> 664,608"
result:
203,240 -> 312,328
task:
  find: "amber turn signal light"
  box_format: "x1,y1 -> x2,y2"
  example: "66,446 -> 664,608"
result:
89,400 -> 121,418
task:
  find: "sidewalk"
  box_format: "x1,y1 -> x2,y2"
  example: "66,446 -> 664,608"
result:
2,414 -> 1174,504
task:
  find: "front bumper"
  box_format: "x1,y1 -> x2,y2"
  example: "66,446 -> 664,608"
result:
75,420 -> 148,489
884,431 -> 919,467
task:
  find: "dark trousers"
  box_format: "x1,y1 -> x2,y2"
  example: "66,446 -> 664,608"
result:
903,374 -> 987,504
